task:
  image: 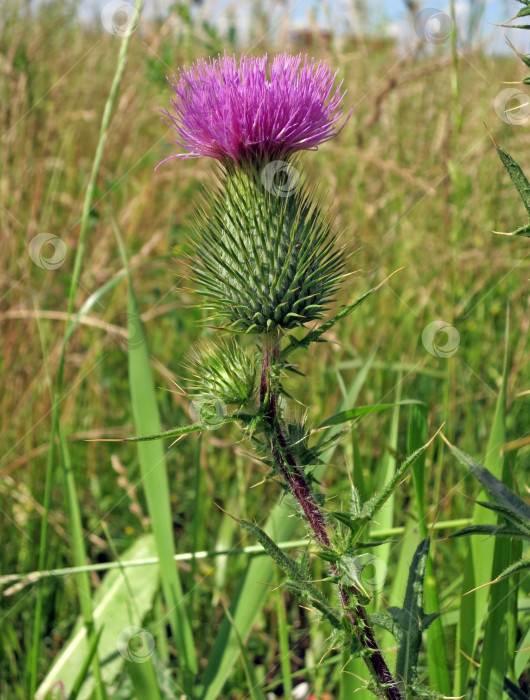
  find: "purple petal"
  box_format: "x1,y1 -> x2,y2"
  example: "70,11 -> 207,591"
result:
158,52 -> 353,168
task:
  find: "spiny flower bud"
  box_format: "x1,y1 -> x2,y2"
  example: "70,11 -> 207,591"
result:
185,337 -> 257,406
190,165 -> 344,333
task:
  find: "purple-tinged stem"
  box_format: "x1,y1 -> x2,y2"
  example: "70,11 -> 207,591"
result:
260,338 -> 403,700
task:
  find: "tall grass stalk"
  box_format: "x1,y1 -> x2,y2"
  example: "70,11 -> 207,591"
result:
29,3 -> 143,695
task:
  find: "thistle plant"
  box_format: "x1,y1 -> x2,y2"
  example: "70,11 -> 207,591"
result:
158,52 -> 439,699
492,0 -> 530,238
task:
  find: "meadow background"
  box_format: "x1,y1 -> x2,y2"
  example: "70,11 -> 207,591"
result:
0,0 -> 528,698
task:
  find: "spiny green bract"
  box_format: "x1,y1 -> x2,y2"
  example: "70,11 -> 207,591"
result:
185,337 -> 257,406
281,418 -> 322,468
191,165 -> 344,333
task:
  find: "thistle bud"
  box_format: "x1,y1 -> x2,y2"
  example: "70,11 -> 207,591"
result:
191,166 -> 344,333
185,337 -> 257,407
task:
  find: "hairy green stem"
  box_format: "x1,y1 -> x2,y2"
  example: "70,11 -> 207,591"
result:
260,337 -> 403,700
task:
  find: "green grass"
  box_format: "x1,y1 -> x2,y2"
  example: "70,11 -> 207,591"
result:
0,1 -> 528,698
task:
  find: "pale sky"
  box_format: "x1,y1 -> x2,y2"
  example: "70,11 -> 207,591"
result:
84,1 -> 530,55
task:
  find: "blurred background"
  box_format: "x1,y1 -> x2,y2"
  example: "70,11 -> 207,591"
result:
0,1 -> 529,698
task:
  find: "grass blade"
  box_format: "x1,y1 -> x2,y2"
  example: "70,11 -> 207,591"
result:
318,400 -> 423,428
69,626 -> 105,700
127,659 -> 163,700
371,376 -> 402,581
455,314 -> 515,697
224,607 -> 267,700
114,228 -> 197,692
407,405 -> 450,694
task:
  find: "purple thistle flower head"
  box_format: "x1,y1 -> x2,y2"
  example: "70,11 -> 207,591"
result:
158,52 -> 352,168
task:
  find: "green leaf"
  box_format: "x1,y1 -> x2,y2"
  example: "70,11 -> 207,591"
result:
513,224 -> 530,237
495,556 -> 530,582
336,553 -> 386,601
448,445 -> 530,525
504,677 -> 528,700
118,422 -> 217,443
328,510 -> 370,533
239,520 -> 342,630
474,500 -> 530,533
36,536 -> 160,699
516,7 -> 530,18
496,146 -> 530,235
506,35 -> 530,67
362,434 -> 437,524
369,612 -> 401,639
388,538 -> 439,688
450,524 -> 529,539
317,400 -> 423,428
384,519 -> 421,674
